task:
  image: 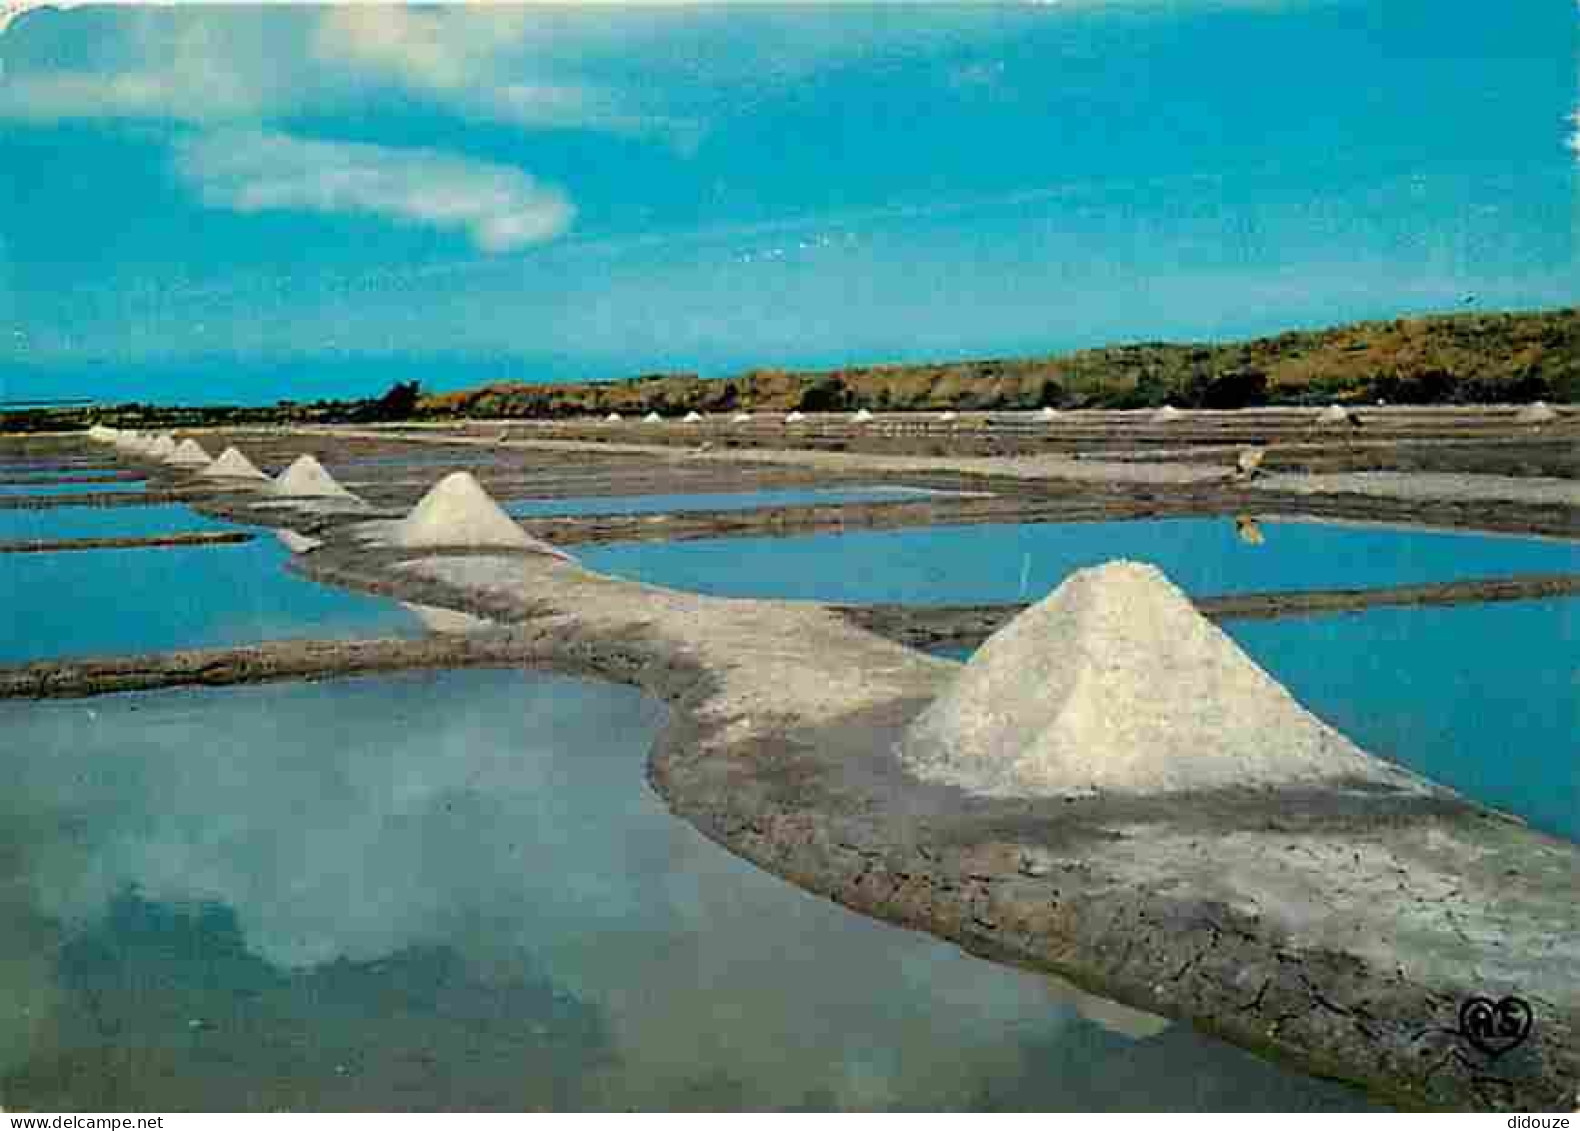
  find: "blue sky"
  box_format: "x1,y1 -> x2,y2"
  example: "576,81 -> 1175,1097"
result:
1,1 -> 1576,405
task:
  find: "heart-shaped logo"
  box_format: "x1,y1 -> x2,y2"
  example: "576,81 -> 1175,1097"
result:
1458,995 -> 1533,1058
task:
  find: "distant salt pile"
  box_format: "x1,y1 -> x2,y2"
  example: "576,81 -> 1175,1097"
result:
1150,405 -> 1183,423
605,412 -> 622,422
732,411 -> 753,423
683,410 -> 704,423
271,454 -> 360,501
938,410 -> 958,422
901,561 -> 1426,798
644,411 -> 663,423
785,411 -> 807,423
393,471 -> 573,559
164,438 -> 212,467
275,529 -> 324,554
1316,404 -> 1352,425
853,408 -> 875,423
1516,401 -> 1558,424
1038,406 -> 1060,420
145,434 -> 177,460
201,446 -> 270,482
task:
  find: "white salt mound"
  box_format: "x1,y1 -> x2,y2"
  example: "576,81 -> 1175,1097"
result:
605,412 -> 622,422
939,410 -> 958,422
1038,406 -> 1060,420
201,447 -> 270,481
271,454 -> 360,500
145,434 -> 177,459
1316,404 -> 1351,425
644,412 -> 663,423
785,411 -> 806,423
1516,401 -> 1558,424
275,529 -> 324,554
901,561 -> 1428,798
393,471 -> 573,559
853,408 -> 874,422
164,438 -> 212,467
1151,405 -> 1183,423
683,411 -> 704,423
732,412 -> 754,423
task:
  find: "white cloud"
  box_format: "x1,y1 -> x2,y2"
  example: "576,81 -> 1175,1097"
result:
171,130 -> 574,253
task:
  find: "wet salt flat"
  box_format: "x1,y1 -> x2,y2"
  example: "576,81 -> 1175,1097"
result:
937,599 -> 1579,844
0,669 -> 1374,1111
0,502 -> 229,542
0,537 -> 419,663
577,518 -> 1580,605
0,480 -> 147,497
505,485 -> 952,518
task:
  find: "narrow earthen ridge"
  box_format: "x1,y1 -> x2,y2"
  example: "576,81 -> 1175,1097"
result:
289,539 -> 1578,1113
0,632 -> 545,699
0,531 -> 255,554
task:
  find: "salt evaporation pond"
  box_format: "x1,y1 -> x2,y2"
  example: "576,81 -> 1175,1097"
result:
506,485 -> 950,518
0,502 -> 230,542
577,518 -> 1580,604
0,480 -> 147,497
0,537 -> 419,663
936,599 -> 1578,844
0,669 -> 1373,1111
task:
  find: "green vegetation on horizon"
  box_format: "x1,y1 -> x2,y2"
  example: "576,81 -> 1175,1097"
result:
3,307 -> 1576,433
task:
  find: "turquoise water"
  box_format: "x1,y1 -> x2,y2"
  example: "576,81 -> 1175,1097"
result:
1225,601 -> 1580,844
506,485 -> 949,518
577,519 -> 1580,606
0,503 -> 231,542
0,537 -> 419,663
0,480 -> 147,497
936,600 -> 1578,844
0,670 -> 1373,1111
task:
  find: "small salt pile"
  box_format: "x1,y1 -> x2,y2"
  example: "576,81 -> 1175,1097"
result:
275,529 -> 324,554
901,561 -> 1427,798
1316,404 -> 1352,425
732,411 -> 754,423
938,410 -> 958,422
1150,405 -> 1183,423
145,434 -> 177,460
1516,401 -> 1557,424
1038,406 -> 1060,420
201,446 -> 270,482
393,471 -> 573,558
643,411 -> 663,423
271,454 -> 361,501
164,438 -> 212,467
853,408 -> 875,423
605,412 -> 623,422
785,411 -> 807,423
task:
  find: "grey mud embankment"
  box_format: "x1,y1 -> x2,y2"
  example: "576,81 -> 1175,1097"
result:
5,423 -> 1578,1112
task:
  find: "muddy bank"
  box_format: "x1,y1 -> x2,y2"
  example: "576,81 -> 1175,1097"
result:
0,531 -> 256,555
843,573 -> 1580,651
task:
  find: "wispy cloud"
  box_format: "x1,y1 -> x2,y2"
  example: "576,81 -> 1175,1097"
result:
171,130 -> 574,253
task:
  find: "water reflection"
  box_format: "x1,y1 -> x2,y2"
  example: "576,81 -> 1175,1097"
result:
0,671 -> 1373,1110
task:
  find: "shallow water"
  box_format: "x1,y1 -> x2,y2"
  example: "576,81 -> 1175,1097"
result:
0,537 -> 420,663
0,670 -> 1374,1111
577,518 -> 1580,605
505,485 -> 952,518
0,502 -> 229,542
0,480 -> 147,497
937,599 -> 1578,844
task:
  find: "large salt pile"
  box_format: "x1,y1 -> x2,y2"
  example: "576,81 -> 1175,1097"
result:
201,446 -> 270,482
901,561 -> 1427,798
1516,401 -> 1558,424
164,438 -> 212,467
1316,404 -> 1352,425
271,454 -> 361,501
393,471 -> 573,558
